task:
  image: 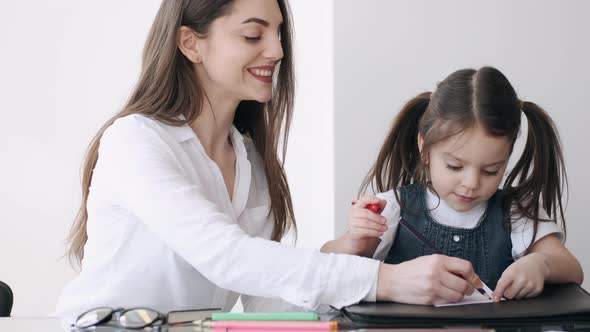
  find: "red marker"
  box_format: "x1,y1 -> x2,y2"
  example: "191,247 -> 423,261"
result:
351,201 -> 383,214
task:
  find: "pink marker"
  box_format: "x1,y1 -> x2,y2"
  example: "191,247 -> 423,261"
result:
203,320 -> 338,331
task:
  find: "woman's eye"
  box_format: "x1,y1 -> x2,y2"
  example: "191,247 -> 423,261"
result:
244,36 -> 261,42
446,165 -> 462,171
482,170 -> 499,176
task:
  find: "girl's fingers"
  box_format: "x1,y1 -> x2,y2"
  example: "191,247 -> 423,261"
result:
348,196 -> 388,239
353,196 -> 381,207
349,228 -> 384,238
513,286 -> 530,300
349,220 -> 387,232
493,277 -> 512,302
352,208 -> 387,224
502,281 -> 520,300
352,196 -> 386,214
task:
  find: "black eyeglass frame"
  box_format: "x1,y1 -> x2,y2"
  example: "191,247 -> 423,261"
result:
73,306 -> 167,330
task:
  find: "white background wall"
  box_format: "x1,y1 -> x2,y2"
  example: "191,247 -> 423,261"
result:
0,0 -> 164,316
1,0 -> 588,317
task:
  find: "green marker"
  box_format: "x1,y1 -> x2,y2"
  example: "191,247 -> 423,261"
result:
211,312 -> 320,321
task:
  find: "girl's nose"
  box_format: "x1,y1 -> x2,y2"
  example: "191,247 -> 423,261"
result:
462,171 -> 480,190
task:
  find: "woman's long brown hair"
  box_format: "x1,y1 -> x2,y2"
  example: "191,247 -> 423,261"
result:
360,67 -> 567,252
67,0 -> 297,266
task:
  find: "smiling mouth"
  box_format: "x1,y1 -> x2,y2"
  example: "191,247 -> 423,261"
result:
247,67 -> 273,83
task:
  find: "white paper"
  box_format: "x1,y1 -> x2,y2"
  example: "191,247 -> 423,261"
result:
434,292 -> 493,307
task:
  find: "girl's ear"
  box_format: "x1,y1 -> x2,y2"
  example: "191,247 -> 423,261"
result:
177,26 -> 202,63
417,132 -> 424,152
417,132 -> 428,164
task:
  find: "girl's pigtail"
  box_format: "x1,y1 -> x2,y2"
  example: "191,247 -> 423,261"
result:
505,101 -> 568,250
359,92 -> 431,202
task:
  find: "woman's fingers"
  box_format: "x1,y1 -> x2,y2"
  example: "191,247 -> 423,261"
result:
439,271 -> 474,299
441,256 -> 482,289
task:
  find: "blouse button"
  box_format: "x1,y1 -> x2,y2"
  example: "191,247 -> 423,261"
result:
453,235 -> 461,242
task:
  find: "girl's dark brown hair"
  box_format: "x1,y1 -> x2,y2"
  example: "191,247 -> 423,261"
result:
360,67 -> 567,251
67,0 -> 297,266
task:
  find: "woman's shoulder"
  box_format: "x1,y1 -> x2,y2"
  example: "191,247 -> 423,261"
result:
105,114 -> 172,134
102,114 -> 156,141
103,114 -> 192,145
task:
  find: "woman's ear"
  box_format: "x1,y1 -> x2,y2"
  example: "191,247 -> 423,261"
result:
177,26 -> 202,63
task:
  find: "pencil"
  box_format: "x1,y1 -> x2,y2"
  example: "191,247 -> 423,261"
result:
397,217 -> 495,300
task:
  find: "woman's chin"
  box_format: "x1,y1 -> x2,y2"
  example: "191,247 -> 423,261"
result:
253,94 -> 272,103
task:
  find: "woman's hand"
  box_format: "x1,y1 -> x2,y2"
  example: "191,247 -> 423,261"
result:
376,254 -> 479,305
493,253 -> 548,302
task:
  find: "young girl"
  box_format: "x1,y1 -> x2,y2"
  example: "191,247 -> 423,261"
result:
55,0 -> 484,322
322,67 -> 583,303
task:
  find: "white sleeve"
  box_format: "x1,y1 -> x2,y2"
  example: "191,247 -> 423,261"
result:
99,117 -> 380,309
241,295 -> 301,312
241,295 -> 335,314
372,190 -> 401,261
510,204 -> 564,259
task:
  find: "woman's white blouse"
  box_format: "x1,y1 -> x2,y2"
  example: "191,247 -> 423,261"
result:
54,115 -> 379,321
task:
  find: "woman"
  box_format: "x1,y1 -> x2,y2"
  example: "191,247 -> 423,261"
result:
55,0 -> 480,321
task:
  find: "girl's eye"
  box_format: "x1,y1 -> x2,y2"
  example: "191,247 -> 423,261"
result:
244,36 -> 261,42
482,170 -> 499,176
446,165 -> 462,171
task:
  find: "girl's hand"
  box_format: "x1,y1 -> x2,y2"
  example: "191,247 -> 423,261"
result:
346,196 -> 387,255
377,255 -> 479,304
493,253 -> 548,302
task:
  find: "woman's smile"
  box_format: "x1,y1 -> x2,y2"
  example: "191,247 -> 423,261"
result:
247,66 -> 274,83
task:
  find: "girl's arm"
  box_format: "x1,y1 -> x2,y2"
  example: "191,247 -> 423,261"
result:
320,234 -> 381,257
321,196 -> 387,257
527,234 -> 584,284
493,233 -> 584,301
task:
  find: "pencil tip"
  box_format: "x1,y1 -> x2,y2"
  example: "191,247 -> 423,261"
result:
476,288 -> 492,299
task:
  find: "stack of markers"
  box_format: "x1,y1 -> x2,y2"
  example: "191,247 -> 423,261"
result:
194,312 -> 342,331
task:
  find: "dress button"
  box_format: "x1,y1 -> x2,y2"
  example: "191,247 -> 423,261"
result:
453,235 -> 461,242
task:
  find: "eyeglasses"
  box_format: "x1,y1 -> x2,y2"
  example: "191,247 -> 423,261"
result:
73,307 -> 166,330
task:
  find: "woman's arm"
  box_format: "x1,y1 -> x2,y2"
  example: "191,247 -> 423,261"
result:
99,116 -> 380,310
